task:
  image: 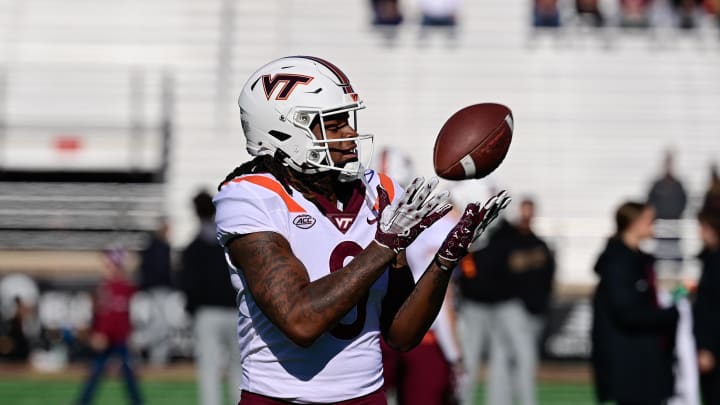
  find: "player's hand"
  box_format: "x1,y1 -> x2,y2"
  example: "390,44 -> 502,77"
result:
374,176 -> 452,253
436,190 -> 510,263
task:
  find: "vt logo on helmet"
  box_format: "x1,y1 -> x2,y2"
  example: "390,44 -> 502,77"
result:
261,74 -> 314,101
239,56 -> 373,182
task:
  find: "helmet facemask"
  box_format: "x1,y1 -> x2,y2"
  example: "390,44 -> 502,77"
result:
288,103 -> 374,183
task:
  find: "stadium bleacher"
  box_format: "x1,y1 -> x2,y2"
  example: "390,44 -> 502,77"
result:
0,2 -> 717,403
0,0 -> 718,285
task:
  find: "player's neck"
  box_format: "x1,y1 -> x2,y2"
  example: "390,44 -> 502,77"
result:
286,169 -> 343,204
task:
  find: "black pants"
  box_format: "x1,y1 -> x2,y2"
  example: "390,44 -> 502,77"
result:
701,368 -> 720,405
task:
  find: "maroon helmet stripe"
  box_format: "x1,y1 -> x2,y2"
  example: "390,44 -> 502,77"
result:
293,55 -> 355,94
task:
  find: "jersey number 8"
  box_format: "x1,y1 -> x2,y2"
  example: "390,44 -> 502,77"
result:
328,241 -> 368,340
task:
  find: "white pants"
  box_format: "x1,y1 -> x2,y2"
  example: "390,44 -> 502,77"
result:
459,299 -> 539,405
194,307 -> 242,405
145,287 -> 173,366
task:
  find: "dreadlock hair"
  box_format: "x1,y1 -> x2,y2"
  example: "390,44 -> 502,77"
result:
217,152 -> 338,205
218,154 -> 293,193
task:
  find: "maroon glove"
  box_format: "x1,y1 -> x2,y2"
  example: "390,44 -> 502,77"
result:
436,190 -> 510,265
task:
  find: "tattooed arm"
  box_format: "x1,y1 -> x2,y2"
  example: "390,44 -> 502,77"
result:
227,231 -> 394,347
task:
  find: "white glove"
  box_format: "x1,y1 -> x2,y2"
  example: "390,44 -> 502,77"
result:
375,176 -> 452,253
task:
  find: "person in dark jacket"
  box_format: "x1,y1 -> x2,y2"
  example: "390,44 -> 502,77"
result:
647,151 -> 687,266
647,152 -> 687,221
591,201 -> 679,405
511,199 -> 556,320
0,296 -> 37,362
137,219 -> 174,366
457,219 -> 519,405
458,198 -> 552,405
701,163 -> 720,217
694,210 -> 720,405
180,190 -> 241,405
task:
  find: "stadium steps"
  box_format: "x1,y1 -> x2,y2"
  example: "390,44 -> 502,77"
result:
0,0 -> 718,284
0,182 -> 163,252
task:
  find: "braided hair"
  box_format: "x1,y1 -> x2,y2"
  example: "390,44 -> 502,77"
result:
217,154 -> 337,204
218,155 -> 293,193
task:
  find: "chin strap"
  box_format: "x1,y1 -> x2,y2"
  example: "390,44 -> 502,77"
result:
337,161 -> 363,183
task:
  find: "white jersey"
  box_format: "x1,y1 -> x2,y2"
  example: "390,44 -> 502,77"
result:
214,169 -> 401,403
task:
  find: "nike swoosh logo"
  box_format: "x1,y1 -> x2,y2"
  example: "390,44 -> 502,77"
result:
366,216 -> 378,225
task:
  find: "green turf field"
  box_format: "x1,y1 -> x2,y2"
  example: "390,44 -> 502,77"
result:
0,379 -> 595,405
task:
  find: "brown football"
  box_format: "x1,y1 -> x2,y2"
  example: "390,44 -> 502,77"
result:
433,103 -> 513,180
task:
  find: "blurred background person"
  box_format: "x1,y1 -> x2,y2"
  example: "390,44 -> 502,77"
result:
0,296 -> 36,363
419,0 -> 460,41
419,0 -> 459,26
672,0 -> 702,28
591,201 -> 679,405
702,163 -> 720,216
509,198 -> 555,402
457,203 -> 536,405
0,274 -> 43,366
533,0 -> 561,27
647,150 -> 687,223
180,190 -> 241,405
459,197 -> 554,405
73,248 -> 143,405
709,0 -> 720,25
370,0 -> 404,25
137,218 -> 174,367
576,0 -> 605,26
620,0 -> 653,27
647,150 -> 687,272
694,210 -> 720,405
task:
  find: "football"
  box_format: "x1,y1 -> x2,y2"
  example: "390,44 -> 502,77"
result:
433,103 -> 513,180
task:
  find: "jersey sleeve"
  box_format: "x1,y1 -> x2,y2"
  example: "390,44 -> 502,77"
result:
213,179 -> 291,247
370,170 -> 405,208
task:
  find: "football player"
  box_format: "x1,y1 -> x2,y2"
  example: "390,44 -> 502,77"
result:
214,56 -> 509,404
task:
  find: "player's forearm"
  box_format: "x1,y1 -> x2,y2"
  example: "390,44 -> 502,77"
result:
384,259 -> 452,351
284,241 -> 395,346
231,233 -> 395,347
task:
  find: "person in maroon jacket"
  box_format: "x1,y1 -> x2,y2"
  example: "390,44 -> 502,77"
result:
73,248 -> 143,405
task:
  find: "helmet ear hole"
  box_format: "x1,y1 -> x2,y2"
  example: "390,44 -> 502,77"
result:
269,130 -> 292,142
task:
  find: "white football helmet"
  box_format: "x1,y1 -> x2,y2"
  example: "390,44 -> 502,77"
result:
238,56 -> 373,182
